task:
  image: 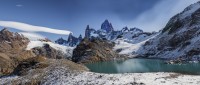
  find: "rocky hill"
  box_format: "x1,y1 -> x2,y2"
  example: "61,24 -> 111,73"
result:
138,1 -> 200,63
0,28 -> 34,74
0,28 -> 73,75
72,38 -> 124,63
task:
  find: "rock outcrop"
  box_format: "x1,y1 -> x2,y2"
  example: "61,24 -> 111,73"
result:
0,28 -> 35,74
32,44 -> 66,59
12,56 -> 48,76
72,38 -> 122,63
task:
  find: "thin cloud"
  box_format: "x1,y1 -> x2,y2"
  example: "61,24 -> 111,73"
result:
16,4 -> 23,7
130,0 -> 199,32
19,32 -> 46,40
0,20 -> 72,35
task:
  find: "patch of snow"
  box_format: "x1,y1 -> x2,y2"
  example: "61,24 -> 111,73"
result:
36,69 -> 200,85
1,64 -> 200,85
113,33 -> 159,57
26,41 -> 74,54
0,75 -> 19,85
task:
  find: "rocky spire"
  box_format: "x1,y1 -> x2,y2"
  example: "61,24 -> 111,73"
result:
78,34 -> 82,41
85,25 -> 91,38
55,37 -> 67,45
101,19 -> 114,33
121,27 -> 129,33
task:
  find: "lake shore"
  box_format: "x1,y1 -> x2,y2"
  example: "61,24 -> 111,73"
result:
1,58 -> 200,85
1,70 -> 200,85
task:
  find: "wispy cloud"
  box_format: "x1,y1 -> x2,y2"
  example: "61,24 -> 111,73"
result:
0,20 -> 72,35
130,0 -> 199,32
19,32 -> 46,40
16,4 -> 23,7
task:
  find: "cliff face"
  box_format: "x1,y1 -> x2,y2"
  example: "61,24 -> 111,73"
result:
72,38 -> 122,63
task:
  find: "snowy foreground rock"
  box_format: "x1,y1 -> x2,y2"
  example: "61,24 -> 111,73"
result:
1,59 -> 200,85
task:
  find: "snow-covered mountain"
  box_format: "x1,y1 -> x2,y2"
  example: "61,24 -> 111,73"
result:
84,20 -> 117,40
137,1 -> 200,62
55,33 -> 82,47
78,19 -> 157,58
84,19 -> 155,42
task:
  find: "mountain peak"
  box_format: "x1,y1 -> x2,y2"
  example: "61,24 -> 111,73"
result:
1,28 -> 9,32
101,19 -> 114,33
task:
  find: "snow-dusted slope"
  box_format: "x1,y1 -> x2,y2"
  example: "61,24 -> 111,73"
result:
1,67 -> 200,85
138,1 -> 200,61
113,33 -> 158,57
26,41 -> 75,58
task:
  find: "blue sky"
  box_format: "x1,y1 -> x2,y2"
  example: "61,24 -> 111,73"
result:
0,0 -> 198,40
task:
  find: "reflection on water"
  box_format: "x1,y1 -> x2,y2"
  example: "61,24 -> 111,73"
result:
85,59 -> 200,74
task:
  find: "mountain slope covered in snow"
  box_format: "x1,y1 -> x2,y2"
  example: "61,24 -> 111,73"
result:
137,1 -> 200,62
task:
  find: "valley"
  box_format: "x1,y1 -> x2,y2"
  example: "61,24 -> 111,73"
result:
1,1 -> 200,85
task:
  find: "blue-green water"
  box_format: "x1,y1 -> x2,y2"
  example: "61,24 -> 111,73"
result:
85,59 -> 200,74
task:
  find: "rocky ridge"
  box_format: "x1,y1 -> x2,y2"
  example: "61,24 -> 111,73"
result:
72,38 -> 124,63
138,1 -> 200,63
0,28 -> 69,75
55,33 -> 82,47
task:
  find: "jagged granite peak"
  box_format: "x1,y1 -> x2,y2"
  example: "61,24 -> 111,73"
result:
130,27 -> 143,33
55,37 -> 67,45
121,27 -> 143,33
101,19 -> 114,33
85,25 -> 91,38
83,21 -> 147,41
85,25 -> 97,39
121,27 -> 129,33
78,34 -> 83,40
67,33 -> 82,47
55,34 -> 83,47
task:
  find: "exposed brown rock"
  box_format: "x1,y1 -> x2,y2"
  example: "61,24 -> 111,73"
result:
0,28 -> 35,74
0,28 -> 69,75
32,44 -> 65,59
72,38 -> 122,63
12,56 -> 48,76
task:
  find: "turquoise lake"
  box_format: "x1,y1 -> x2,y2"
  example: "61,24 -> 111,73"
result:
85,59 -> 200,74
